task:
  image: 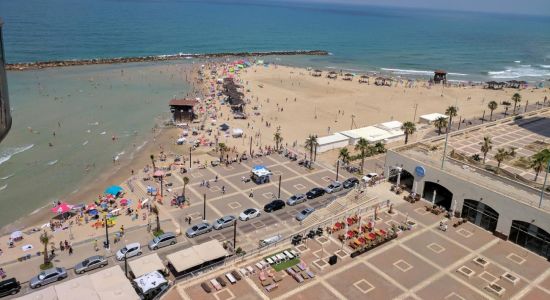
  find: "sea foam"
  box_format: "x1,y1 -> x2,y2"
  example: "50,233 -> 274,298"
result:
0,144 -> 34,166
488,65 -> 550,79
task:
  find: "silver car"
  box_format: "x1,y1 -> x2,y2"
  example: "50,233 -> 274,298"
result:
148,232 -> 177,250
74,255 -> 108,274
287,194 -> 306,206
325,181 -> 343,193
30,267 -> 68,289
186,222 -> 212,238
296,207 -> 315,221
213,215 -> 236,230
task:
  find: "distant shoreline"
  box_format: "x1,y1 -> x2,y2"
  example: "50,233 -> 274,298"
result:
6,50 -> 329,71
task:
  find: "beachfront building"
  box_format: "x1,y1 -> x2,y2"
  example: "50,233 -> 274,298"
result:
419,112 -> 448,125
0,19 -> 11,143
384,109 -> 550,260
433,70 -> 447,84
315,133 -> 350,153
169,98 -> 199,123
166,240 -> 228,277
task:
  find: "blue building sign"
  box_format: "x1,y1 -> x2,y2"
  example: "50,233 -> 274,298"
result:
415,166 -> 425,177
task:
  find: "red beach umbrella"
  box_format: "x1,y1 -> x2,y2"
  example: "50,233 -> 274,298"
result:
51,203 -> 73,214
153,170 -> 165,177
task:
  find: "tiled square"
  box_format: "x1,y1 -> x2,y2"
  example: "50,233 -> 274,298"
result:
444,292 -> 466,300
506,253 -> 526,265
191,172 -> 204,178
189,212 -> 202,220
393,259 -> 413,272
293,183 -> 306,190
414,207 -> 430,215
353,279 -> 375,294
228,201 -> 241,209
316,236 -> 330,244
427,242 -> 445,254
456,228 -> 473,238
479,271 -> 498,283
321,176 -> 333,183
335,249 -> 348,259
210,186 -> 221,192
222,165 -> 235,171
313,258 -> 328,270
262,192 -> 275,199
251,221 -> 265,229
214,288 -> 235,300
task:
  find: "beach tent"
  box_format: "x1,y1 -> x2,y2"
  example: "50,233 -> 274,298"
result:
51,203 -> 73,214
232,128 -> 243,137
219,123 -> 230,131
10,231 -> 23,241
105,185 -> 123,196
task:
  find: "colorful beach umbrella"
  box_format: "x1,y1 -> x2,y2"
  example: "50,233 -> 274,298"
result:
119,198 -> 130,206
105,185 -> 123,196
153,170 -> 165,177
86,204 -> 97,211
51,203 -> 73,214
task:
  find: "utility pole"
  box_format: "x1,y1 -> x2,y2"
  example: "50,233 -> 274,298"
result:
203,193 -> 207,221
189,147 -> 192,169
249,136 -> 253,156
278,175 -> 282,199
413,103 -> 418,123
539,161 -> 550,208
104,215 -> 110,249
124,252 -> 128,278
441,123 -> 451,170
233,220 -> 237,253
336,160 -> 340,181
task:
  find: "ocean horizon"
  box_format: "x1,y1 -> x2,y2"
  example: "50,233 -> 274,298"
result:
1,0 -> 550,82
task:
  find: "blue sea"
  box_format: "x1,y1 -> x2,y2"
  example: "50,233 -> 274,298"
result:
0,0 -> 549,229
1,0 -> 550,81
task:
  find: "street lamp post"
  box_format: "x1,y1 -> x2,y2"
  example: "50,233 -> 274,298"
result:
189,147 -> 192,169
278,175 -> 282,199
203,193 -> 207,221
233,220 -> 237,253
124,252 -> 128,278
104,215 -> 109,249
336,160 -> 340,181
539,161 -> 550,208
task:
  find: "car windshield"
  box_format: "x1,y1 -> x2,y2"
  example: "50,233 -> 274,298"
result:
82,259 -> 89,266
153,236 -> 161,243
120,247 -> 128,253
38,272 -> 46,280
192,226 -> 198,230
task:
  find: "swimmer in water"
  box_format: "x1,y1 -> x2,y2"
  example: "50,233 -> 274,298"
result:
49,142 -> 53,147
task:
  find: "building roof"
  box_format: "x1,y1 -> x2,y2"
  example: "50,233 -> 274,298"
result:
419,113 -> 448,122
169,99 -> 199,107
129,253 -> 165,278
340,125 -> 404,143
133,271 -> 167,294
195,240 -> 229,262
378,121 -> 403,131
15,286 -> 57,300
166,240 -> 227,273
55,276 -> 98,300
317,133 -> 350,146
434,70 -> 447,74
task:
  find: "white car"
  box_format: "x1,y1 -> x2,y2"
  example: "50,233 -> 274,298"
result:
325,181 -> 343,193
116,242 -> 142,261
239,208 -> 261,221
362,173 -> 378,183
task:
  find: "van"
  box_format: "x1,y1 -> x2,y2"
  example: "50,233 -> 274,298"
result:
148,232 -> 177,250
259,234 -> 282,248
0,278 -> 21,297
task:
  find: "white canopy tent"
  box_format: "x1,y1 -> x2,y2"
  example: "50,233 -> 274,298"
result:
128,253 -> 165,278
419,113 -> 448,124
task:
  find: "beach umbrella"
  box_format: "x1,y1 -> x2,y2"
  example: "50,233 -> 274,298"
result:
105,194 -> 115,200
51,203 -> 73,214
110,208 -> 121,214
119,198 -> 130,206
88,209 -> 99,216
105,185 -> 123,196
86,204 -> 97,211
10,231 -> 23,240
153,170 -> 165,177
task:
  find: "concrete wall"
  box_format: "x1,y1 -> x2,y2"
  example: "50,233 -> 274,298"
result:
0,20 -> 11,143
385,150 -> 550,238
317,140 -> 350,153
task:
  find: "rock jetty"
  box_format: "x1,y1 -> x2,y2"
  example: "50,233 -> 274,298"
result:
7,50 -> 329,71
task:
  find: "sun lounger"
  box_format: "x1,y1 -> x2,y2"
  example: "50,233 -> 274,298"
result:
266,257 -> 275,264
201,282 -> 212,293
259,271 -> 267,281
265,283 -> 278,292
247,266 -> 255,274
261,279 -> 273,287
210,279 -> 222,291
298,262 -> 306,271
256,262 -> 264,270
273,274 -> 283,282
231,270 -> 242,281
225,273 -> 237,284
293,273 -> 304,283
276,253 -> 286,261
261,261 -> 270,269
306,270 -> 315,278
290,249 -> 299,257
286,267 -> 296,275
216,276 -> 227,287
271,255 -> 279,263
284,250 -> 294,259
239,268 -> 248,277
292,265 -> 301,273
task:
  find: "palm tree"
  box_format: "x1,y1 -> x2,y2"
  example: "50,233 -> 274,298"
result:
150,154 -> 156,171
304,135 -> 318,164
488,101 -> 498,121
494,147 -> 515,173
355,138 -> 370,174
445,106 -> 458,131
338,148 -> 350,165
512,93 -> 521,114
401,121 -> 416,144
151,204 -> 161,233
502,101 -> 511,116
181,176 -> 190,199
39,230 -> 51,267
313,135 -> 319,162
373,142 -> 386,154
273,130 -> 283,151
217,142 -> 228,161
434,117 -> 448,135
480,136 -> 492,164
530,149 -> 550,181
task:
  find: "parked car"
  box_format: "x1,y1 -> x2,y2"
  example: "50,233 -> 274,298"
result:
116,242 -> 142,261
186,222 -> 212,238
148,232 -> 177,250
213,215 -> 236,230
306,187 -> 326,199
0,278 -> 21,297
29,267 -> 67,289
325,181 -> 343,193
287,193 -> 306,206
362,173 -> 378,183
264,199 -> 286,212
239,208 -> 261,221
296,207 -> 315,221
343,177 -> 359,189
74,255 -> 108,274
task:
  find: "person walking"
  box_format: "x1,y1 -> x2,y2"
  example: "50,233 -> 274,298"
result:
68,246 -> 73,255
60,241 -> 64,251
93,239 -> 99,252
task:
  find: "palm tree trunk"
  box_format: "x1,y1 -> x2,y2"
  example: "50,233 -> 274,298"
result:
483,153 -> 487,164
44,243 -> 48,264
497,161 -> 502,172
182,184 -> 186,198
361,156 -> 365,174
314,146 -> 317,162
535,170 -> 540,181
405,133 -> 409,144
438,127 -> 442,135
490,110 -> 494,121
513,103 -> 517,114
156,214 -> 161,232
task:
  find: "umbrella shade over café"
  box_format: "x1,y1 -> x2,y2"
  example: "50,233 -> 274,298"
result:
51,203 -> 73,214
153,170 -> 165,177
105,185 -> 123,196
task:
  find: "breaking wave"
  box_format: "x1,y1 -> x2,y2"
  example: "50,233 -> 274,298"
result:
488,65 -> 550,79
381,68 -> 467,76
0,144 -> 34,166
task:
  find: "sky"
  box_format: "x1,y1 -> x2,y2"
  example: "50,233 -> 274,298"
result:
287,0 -> 550,16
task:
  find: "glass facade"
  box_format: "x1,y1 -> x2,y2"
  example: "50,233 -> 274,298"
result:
0,19 -> 11,143
461,200 -> 499,233
509,221 -> 550,260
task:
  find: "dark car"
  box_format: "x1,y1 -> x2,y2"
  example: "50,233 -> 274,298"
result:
264,199 -> 286,212
0,278 -> 21,297
306,187 -> 326,199
343,177 -> 359,189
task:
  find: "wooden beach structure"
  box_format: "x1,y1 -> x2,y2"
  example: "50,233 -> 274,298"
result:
433,70 -> 447,84
485,81 -> 506,90
343,73 -> 353,81
222,78 -> 246,112
506,80 -> 527,89
327,71 -> 338,79
312,69 -> 322,77
374,77 -> 392,86
358,75 -> 369,84
169,98 -> 199,122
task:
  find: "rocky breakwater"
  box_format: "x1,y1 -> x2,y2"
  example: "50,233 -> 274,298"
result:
7,50 -> 329,71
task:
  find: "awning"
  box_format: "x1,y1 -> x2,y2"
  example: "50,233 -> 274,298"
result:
128,253 -> 165,278
10,231 -> 23,240
15,286 -> 57,300
166,240 -> 227,273
89,266 -> 139,300
195,240 -> 229,262
55,276 -> 98,300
